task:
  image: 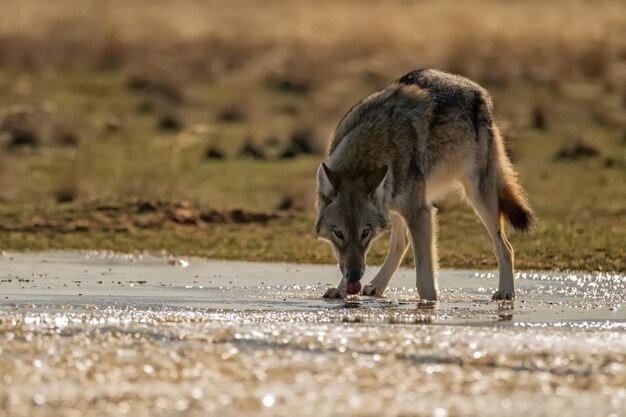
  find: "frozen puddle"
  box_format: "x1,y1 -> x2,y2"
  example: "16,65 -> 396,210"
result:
0,252 -> 625,417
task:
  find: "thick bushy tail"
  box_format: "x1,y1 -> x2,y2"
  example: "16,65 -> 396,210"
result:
493,129 -> 535,232
498,176 -> 535,232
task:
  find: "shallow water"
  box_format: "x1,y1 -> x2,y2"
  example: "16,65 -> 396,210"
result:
1,251 -> 625,417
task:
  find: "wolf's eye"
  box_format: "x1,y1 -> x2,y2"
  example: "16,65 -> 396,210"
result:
333,230 -> 344,240
361,228 -> 370,239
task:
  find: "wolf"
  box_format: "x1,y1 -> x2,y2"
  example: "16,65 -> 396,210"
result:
315,69 -> 534,301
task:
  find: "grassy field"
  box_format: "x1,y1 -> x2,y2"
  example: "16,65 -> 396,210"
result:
0,0 -> 624,271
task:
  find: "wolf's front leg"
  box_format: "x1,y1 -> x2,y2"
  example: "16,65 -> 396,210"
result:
322,277 -> 347,299
406,206 -> 438,301
362,213 -> 409,296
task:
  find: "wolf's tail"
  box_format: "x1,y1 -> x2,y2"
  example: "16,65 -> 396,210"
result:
492,127 -> 535,232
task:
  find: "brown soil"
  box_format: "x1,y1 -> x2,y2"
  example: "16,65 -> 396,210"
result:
0,201 -> 287,233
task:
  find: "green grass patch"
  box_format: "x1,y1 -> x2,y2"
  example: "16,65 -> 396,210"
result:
0,69 -> 624,272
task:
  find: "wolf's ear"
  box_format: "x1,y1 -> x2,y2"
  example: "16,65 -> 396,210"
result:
317,162 -> 340,199
365,165 -> 388,200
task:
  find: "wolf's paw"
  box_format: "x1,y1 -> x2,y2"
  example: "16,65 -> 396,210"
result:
492,289 -> 515,301
323,287 -> 346,299
361,283 -> 384,297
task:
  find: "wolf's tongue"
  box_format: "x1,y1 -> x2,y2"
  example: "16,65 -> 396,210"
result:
346,281 -> 362,295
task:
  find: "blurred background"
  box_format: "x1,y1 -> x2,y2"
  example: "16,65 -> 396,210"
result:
0,0 -> 624,270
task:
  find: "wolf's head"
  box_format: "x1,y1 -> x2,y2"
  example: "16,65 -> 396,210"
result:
315,163 -> 390,294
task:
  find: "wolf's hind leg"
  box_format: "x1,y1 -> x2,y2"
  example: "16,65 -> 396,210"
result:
362,213 -> 409,296
464,181 -> 515,300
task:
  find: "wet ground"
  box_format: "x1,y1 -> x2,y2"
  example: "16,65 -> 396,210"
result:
1,251 -> 625,417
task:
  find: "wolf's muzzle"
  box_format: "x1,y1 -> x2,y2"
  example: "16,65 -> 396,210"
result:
345,268 -> 364,282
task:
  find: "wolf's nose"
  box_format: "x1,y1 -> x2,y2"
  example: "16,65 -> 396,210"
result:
346,268 -> 364,282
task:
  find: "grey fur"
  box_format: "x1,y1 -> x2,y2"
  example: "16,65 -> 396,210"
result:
316,69 -> 534,301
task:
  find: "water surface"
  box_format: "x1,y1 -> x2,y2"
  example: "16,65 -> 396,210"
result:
1,252 -> 625,416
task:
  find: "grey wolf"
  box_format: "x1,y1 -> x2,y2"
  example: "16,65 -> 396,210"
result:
315,69 -> 534,301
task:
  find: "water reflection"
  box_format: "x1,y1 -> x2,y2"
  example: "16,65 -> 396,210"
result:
1,253 -> 625,417
497,301 -> 515,321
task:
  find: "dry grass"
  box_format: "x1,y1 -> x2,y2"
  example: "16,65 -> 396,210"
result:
2,1 -> 623,155
0,0 -> 624,270
1,0 -> 624,85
